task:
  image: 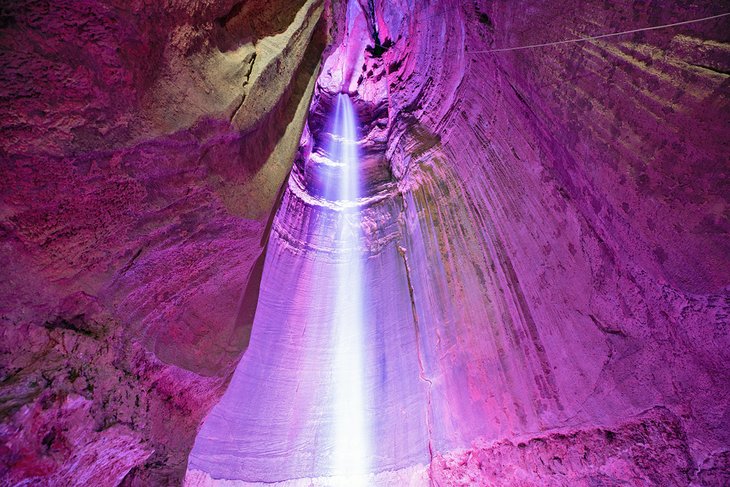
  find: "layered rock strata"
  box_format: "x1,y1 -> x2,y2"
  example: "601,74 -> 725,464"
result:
189,0 -> 728,484
380,0 -> 729,483
0,0 -> 325,484
0,0 -> 728,485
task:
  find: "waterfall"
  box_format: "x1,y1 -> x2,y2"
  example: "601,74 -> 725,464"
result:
327,93 -> 370,484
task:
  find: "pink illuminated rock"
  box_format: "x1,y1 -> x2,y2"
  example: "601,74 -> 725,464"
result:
0,0 -> 325,484
190,0 -> 728,484
2,0 -> 729,485
374,0 -> 729,483
431,407 -> 700,486
0,393 -> 151,486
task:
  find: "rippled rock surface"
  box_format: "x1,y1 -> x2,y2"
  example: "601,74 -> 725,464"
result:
1,0 -> 729,485
188,0 -> 729,485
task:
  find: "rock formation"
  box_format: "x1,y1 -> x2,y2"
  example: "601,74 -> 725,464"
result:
1,0 -> 728,485
1,0 -> 325,484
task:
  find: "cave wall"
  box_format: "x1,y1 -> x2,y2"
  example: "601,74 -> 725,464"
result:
0,0 -> 728,485
187,0 -> 728,485
0,0 -> 326,484
374,0 -> 729,483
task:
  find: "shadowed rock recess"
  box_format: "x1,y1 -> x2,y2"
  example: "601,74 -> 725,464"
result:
0,0 -> 728,486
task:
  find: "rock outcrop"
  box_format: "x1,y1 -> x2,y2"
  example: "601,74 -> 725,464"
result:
0,0 -> 325,484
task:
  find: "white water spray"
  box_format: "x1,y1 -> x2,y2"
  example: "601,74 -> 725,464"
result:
328,93 -> 370,485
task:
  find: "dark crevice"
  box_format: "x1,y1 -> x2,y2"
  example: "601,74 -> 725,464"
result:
43,316 -> 99,339
119,246 -> 145,275
366,37 -> 393,58
589,314 -> 628,337
229,52 -> 258,124
687,62 -> 730,76
478,12 -> 493,28
396,243 -> 435,480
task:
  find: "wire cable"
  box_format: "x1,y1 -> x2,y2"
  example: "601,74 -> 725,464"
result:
467,12 -> 730,54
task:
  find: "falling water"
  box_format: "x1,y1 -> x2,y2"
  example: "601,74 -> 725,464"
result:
187,91 -> 433,486
326,93 -> 370,484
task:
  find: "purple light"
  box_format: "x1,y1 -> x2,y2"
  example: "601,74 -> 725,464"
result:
185,93 -> 380,485
186,3 -> 431,484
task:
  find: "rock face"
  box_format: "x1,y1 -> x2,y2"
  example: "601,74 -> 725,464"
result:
187,0 -> 729,485
382,0 -> 729,483
0,0 -> 325,484
383,1 -> 730,482
1,0 -> 729,486
431,407 -> 698,486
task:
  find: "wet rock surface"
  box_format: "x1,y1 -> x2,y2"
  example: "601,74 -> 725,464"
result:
1,0 -> 729,485
380,0 -> 729,482
188,0 -> 728,484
